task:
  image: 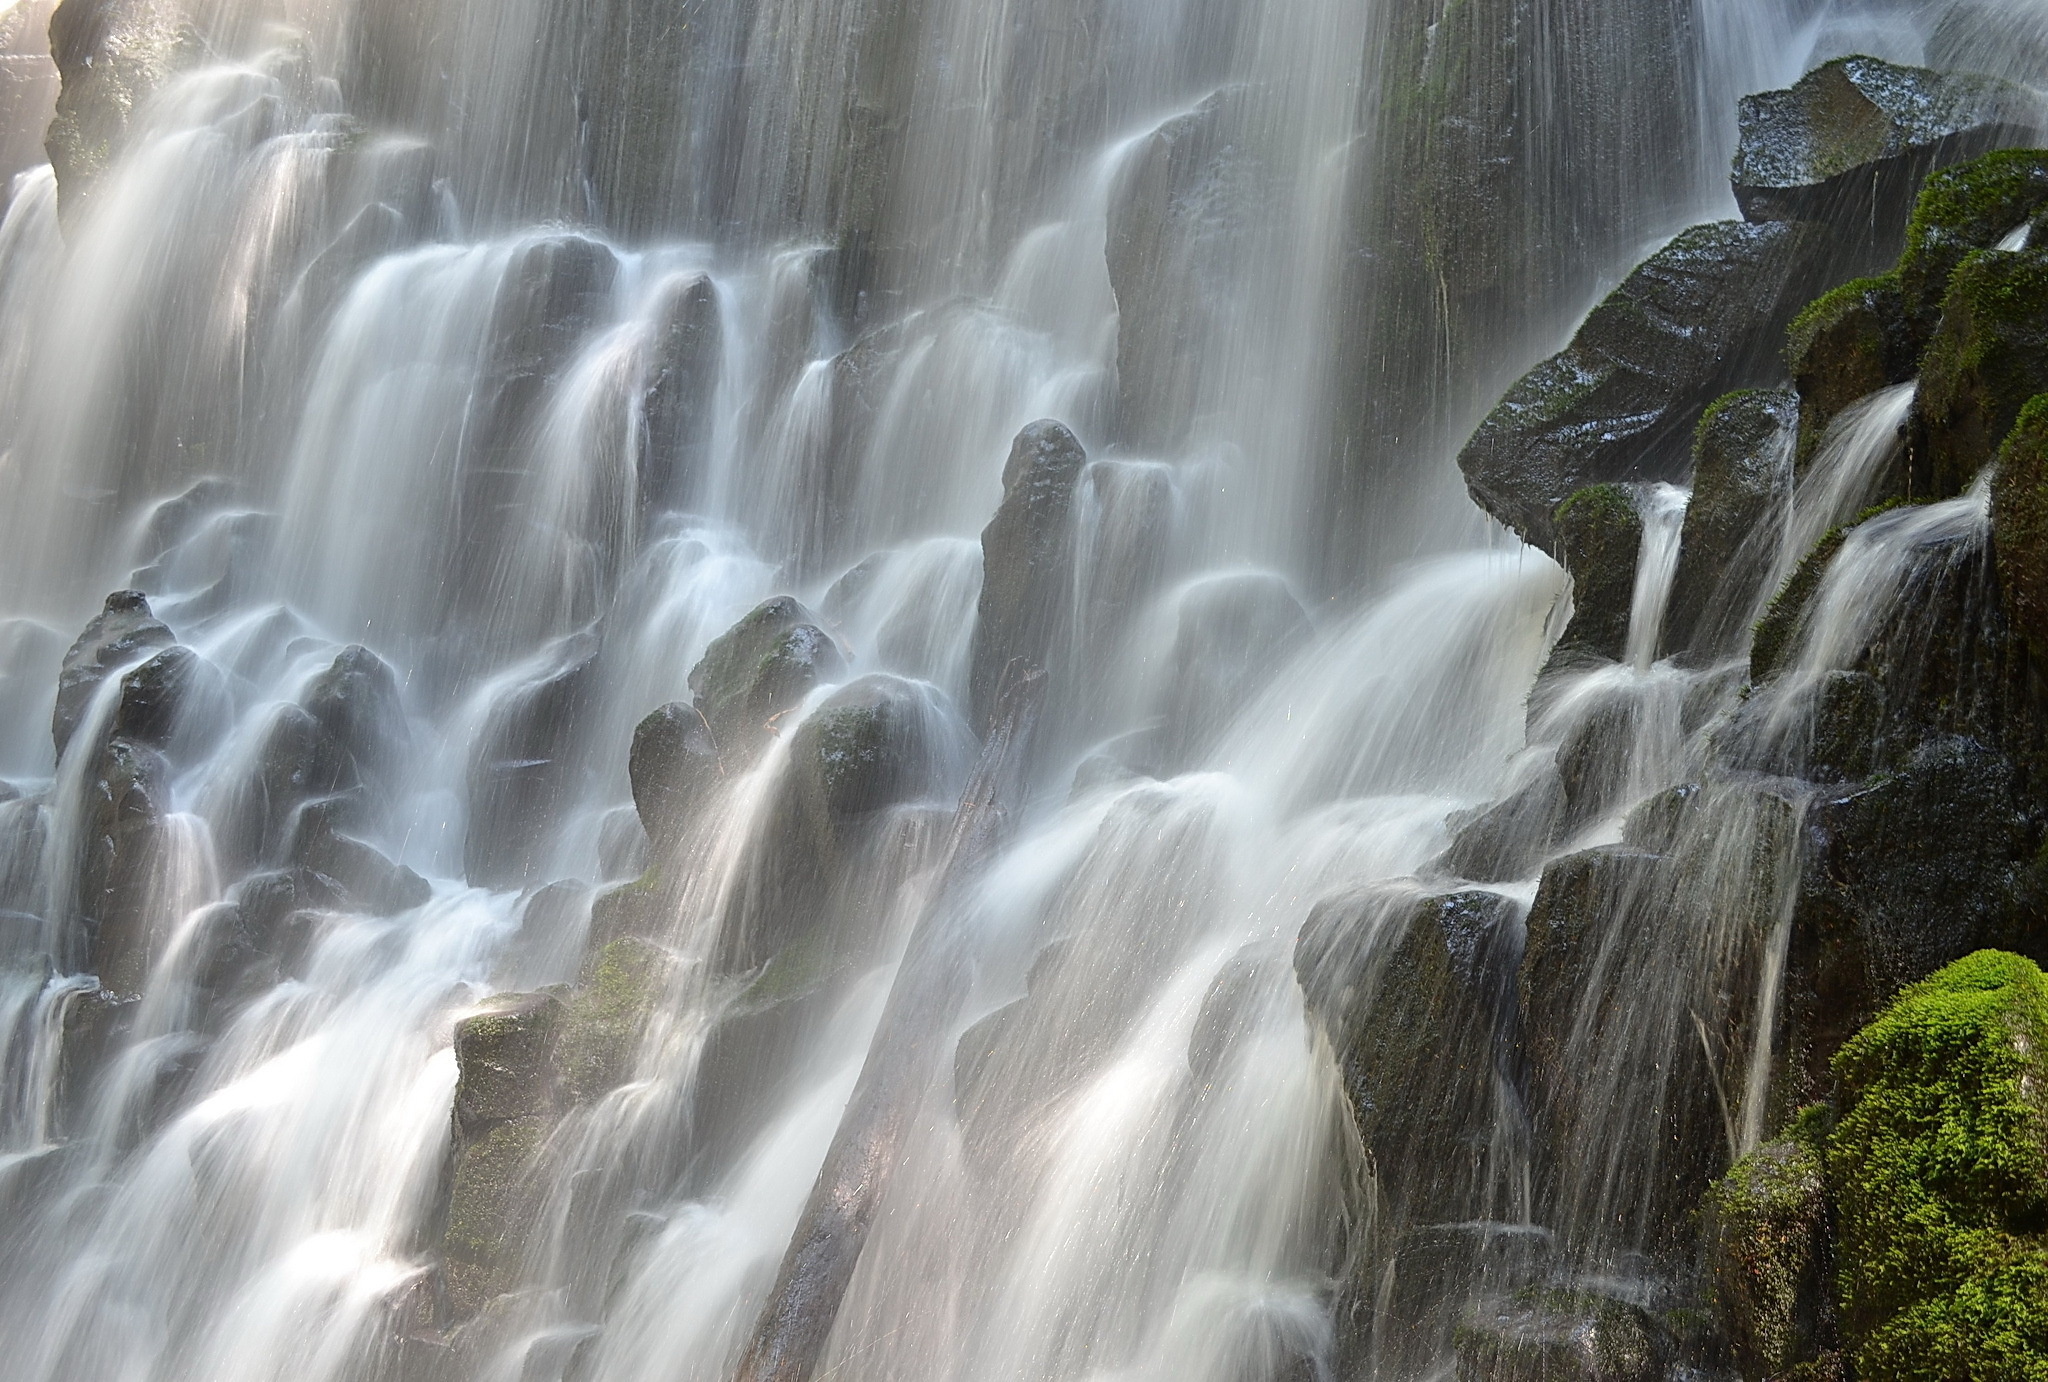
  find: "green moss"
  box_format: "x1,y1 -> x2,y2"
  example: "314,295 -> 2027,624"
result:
1550,483 -> 1643,663
1827,950 -> 2048,1381
558,937 -> 668,1102
1918,246 -> 2048,497
1900,150 -> 2048,329
735,922 -> 840,1010
1708,1114 -> 1831,1375
1788,274 -> 1904,366
1786,274 -> 1915,468
1993,395 -> 2048,662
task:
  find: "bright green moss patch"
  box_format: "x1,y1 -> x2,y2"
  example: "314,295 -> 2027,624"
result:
558,936 -> 668,1102
1900,151 -> 2048,328
1917,245 -> 2048,498
1827,950 -> 2048,1381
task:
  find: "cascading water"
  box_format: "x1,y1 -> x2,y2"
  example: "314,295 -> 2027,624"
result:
0,0 -> 2038,1379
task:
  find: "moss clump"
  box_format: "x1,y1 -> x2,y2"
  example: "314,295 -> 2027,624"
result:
442,1114 -> 547,1314
1551,483 -> 1643,664
557,937 -> 669,1103
1992,395 -> 2048,663
1917,246 -> 2048,498
1787,275 -> 1915,466
1708,1106 -> 1834,1375
1827,950 -> 2048,1381
1899,150 -> 2048,330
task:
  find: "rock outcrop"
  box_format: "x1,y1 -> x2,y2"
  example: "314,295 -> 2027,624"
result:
968,419 -> 1087,730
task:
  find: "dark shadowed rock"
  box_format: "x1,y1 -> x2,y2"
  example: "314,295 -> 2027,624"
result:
110,644 -> 230,761
1705,1114 -> 1835,1379
1897,148 -> 2048,330
53,590 -> 173,759
76,735 -> 167,993
211,703 -> 357,870
299,645 -> 408,787
1432,767 -> 1570,885
291,799 -> 431,916
465,636 -> 598,889
1786,277 -> 1915,465
1915,242 -> 2048,498
1454,1292 -> 1667,1382
638,272 -> 722,518
969,420 -> 1087,729
1732,57 -> 2037,258
1548,485 -> 1641,667
1993,394 -> 2048,662
1665,390 -> 1797,661
44,0 -> 190,221
1458,221 -> 1831,550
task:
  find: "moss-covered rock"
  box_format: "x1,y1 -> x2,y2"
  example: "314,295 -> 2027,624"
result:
441,1113 -> 548,1317
1458,221 -> 1832,551
1787,278 -> 1915,465
1827,950 -> 2048,1380
556,935 -> 669,1104
1898,150 -> 2048,332
1667,390 -> 1799,661
1915,243 -> 2048,499
452,992 -> 562,1133
1706,1107 -> 1836,1377
1752,523 -> 1854,684
1991,394 -> 2048,663
969,418 -> 1087,729
1549,484 -> 1641,666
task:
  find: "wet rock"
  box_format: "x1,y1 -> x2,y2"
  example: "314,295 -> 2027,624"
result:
1458,221 -> 1832,551
76,735 -> 168,993
1454,1292 -> 1667,1382
44,0 -> 191,222
453,991 -> 563,1135
595,804 -> 647,882
1157,574 -> 1309,768
1826,950 -> 2048,1379
441,1113 -> 548,1318
291,800 -> 431,916
1106,89 -> 1257,451
1296,886 -> 1517,1226
1665,391 -> 1800,662
1896,147 -> 2048,331
631,597 -> 843,847
212,703 -> 358,869
1552,695 -> 1641,830
53,590 -> 173,760
969,419 -> 1087,730
1914,241 -> 2048,498
555,935 -> 670,1104
1704,1111 -> 1835,1379
464,636 -> 597,889
1432,767 -> 1569,885
1993,395 -> 2048,662
1732,57 -> 2037,260
1751,517 -> 1860,684
1548,485 -> 1641,667
299,645 -> 408,788
110,644 -> 229,760
1786,280 -> 1916,466
637,271 -> 721,518
1806,670 -> 1886,783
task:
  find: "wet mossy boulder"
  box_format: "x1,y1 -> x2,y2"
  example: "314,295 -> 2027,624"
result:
1915,243 -> 2048,499
453,991 -> 563,1134
1453,1291 -> 1668,1382
1458,221 -> 1831,551
53,590 -> 172,759
1827,950 -> 2048,1380
555,935 -> 670,1104
1549,484 -> 1641,666
1706,1107 -> 1836,1378
1992,394 -> 2048,662
632,596 -> 844,848
1732,57 -> 2036,257
1296,886 -> 1516,1225
1752,516 -> 1865,684
44,0 -> 192,222
970,418 -> 1087,729
1666,390 -> 1798,661
1898,149 -> 2048,332
1787,278 -> 1915,464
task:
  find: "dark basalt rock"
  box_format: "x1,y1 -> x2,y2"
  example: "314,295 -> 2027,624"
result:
1786,277 -> 1914,464
1454,1291 -> 1667,1382
291,800 -> 431,916
1914,240 -> 2048,498
1458,220 -> 1832,551
76,734 -> 167,993
630,596 -> 844,848
110,644 -> 230,761
1992,394 -> 2048,663
1548,484 -> 1641,667
1665,390 -> 1797,662
1431,766 -> 1569,885
969,419 -> 1087,730
1732,57 -> 2037,259
1296,885 -> 1517,1227
1156,572 -> 1311,767
299,645 -> 408,788
465,636 -> 598,889
53,591 -> 173,760
44,0 -> 190,222
211,703 -> 358,870
637,271 -> 721,519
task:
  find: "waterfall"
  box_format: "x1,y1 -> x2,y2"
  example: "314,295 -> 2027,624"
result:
0,0 -> 2034,1378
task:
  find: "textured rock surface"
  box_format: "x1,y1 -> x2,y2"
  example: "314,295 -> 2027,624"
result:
1458,221 -> 1830,550
45,0 -> 190,221
1705,1111 -> 1835,1377
1915,241 -> 2048,499
969,419 -> 1087,729
1993,394 -> 2048,662
1548,484 -> 1641,666
1665,390 -> 1797,661
53,590 -> 172,759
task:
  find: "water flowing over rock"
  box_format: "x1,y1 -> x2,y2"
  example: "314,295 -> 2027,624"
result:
969,418 -> 1086,731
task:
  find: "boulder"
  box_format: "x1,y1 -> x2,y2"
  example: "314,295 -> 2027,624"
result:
1155,573 -> 1311,766
211,703 -> 358,869
1548,485 -> 1641,667
109,644 -> 229,760
53,590 -> 172,760
1896,147 -> 2048,331
1704,1111 -> 1835,1379
452,991 -> 563,1136
1915,240 -> 2048,498
465,636 -> 597,889
1732,57 -> 2037,260
75,735 -> 167,992
1992,393 -> 2048,662
1453,1292 -> 1666,1382
298,644 -> 408,787
44,0 -> 190,222
629,596 -> 843,847
291,799 -> 431,916
1826,950 -> 2048,1380
1786,277 -> 1915,465
1458,220 -> 1831,551
969,419 -> 1087,729
637,271 -> 721,518
1664,390 -> 1797,661
1430,766 -> 1569,885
